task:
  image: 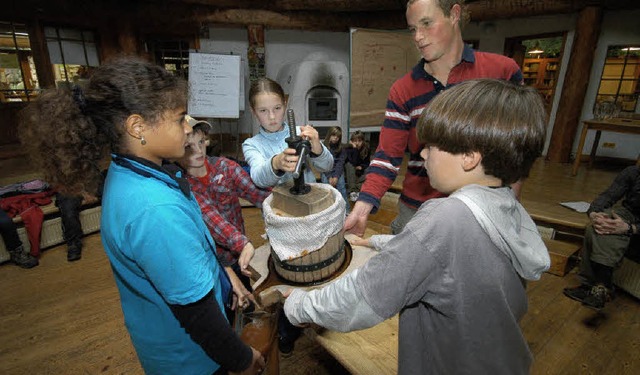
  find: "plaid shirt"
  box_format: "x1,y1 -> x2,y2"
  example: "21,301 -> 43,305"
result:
187,157 -> 271,266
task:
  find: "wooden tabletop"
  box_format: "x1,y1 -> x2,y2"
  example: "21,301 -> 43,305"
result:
310,316 -> 399,375
249,229 -> 400,375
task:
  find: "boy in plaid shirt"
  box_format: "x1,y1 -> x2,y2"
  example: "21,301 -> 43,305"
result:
178,116 -> 271,311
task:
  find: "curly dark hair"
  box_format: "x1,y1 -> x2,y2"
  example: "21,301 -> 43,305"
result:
416,79 -> 546,185
19,56 -> 188,195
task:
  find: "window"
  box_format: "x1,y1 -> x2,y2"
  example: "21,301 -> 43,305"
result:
45,26 -> 100,89
0,22 -> 40,102
596,45 -> 640,115
147,40 -> 190,79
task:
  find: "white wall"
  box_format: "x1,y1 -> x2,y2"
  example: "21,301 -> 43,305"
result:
464,10 -> 640,160
578,9 -> 640,160
463,14 -> 577,156
198,27 -> 251,149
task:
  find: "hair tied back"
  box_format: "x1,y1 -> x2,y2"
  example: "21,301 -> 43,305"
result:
71,85 -> 87,114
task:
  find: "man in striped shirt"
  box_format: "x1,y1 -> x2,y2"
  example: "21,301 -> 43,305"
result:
345,0 -> 523,236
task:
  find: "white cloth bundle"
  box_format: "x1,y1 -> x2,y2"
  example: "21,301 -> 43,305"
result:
263,183 -> 346,261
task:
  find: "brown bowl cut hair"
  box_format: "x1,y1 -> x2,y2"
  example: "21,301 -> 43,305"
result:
417,79 -> 546,185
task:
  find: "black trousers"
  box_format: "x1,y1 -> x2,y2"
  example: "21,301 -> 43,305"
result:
0,207 -> 22,251
55,193 -> 84,248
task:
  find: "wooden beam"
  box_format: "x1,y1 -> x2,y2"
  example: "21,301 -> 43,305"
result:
546,6 -> 602,163
193,9 -> 405,31
180,0 -> 405,12
9,1 -> 640,32
27,21 -> 55,89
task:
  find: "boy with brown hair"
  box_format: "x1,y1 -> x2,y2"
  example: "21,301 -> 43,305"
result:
284,79 -> 550,374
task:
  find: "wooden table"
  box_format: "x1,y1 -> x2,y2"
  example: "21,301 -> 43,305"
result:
572,118 -> 640,176
311,316 -> 398,375
250,231 -> 398,375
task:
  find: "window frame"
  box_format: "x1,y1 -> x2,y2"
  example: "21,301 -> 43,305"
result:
595,45 -> 640,114
0,21 -> 40,102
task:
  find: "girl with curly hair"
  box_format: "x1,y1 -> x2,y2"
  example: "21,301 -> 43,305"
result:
20,57 -> 264,375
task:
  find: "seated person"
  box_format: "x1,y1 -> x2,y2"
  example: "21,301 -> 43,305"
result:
564,165 -> 639,310
344,130 -> 371,201
320,126 -> 348,207
1,207 -> 38,268
55,193 -> 84,261
177,116 -> 271,314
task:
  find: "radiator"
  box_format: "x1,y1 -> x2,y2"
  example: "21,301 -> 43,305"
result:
0,206 -> 102,264
613,258 -> 640,300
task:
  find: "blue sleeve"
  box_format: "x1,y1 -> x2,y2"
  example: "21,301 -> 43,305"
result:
242,137 -> 282,188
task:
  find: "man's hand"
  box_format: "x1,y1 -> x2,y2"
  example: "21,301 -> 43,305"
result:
590,211 -> 628,235
344,201 -> 374,237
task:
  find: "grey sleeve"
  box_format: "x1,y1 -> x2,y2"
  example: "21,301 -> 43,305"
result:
284,268 -> 385,332
369,234 -> 395,251
356,208 -> 448,319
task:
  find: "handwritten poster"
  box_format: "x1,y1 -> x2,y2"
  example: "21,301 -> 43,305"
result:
188,53 -> 241,118
350,28 -> 421,128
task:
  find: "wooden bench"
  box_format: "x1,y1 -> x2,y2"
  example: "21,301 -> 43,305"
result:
0,196 -> 101,263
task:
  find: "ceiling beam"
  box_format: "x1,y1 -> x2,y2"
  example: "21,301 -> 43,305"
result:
9,0 -> 640,33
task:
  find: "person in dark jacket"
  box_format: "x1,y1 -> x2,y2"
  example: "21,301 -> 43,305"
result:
0,207 -> 38,268
344,130 -> 371,201
564,165 -> 640,310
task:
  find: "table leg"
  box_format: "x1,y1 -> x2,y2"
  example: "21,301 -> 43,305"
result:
572,123 -> 590,176
266,330 -> 280,375
588,130 -> 602,169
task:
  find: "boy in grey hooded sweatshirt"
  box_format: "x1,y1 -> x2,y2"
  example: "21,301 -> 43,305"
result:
284,79 -> 550,375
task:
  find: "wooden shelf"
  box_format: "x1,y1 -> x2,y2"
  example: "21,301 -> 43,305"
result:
523,57 -> 560,111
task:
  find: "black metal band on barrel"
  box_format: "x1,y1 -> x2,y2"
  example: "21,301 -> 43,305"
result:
272,241 -> 345,273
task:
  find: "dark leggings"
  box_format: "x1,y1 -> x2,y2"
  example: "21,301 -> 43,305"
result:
0,208 -> 22,251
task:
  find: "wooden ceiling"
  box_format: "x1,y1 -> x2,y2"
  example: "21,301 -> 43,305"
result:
10,0 -> 640,32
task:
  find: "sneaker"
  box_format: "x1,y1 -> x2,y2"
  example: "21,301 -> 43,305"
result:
582,284 -> 611,310
10,246 -> 39,269
349,192 -> 359,202
563,284 -> 592,303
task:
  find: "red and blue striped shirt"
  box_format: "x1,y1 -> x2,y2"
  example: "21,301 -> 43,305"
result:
359,46 -> 523,211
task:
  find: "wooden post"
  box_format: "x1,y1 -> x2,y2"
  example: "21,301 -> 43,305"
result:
546,6 -> 602,163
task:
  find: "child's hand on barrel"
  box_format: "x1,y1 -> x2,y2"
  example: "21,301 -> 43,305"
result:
226,267 -> 257,310
239,243 -> 256,277
349,237 -> 371,248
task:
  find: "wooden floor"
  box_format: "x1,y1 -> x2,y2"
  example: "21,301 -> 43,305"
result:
1,159 -> 639,374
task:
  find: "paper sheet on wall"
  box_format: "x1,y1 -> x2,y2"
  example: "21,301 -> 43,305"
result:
188,53 -> 240,118
560,201 -> 591,213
